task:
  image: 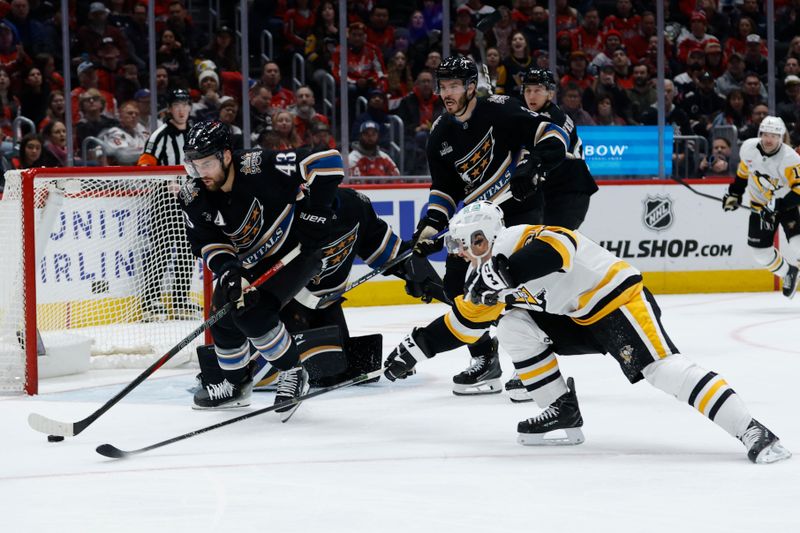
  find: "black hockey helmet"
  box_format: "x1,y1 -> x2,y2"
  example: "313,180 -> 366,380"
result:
435,55 -> 478,94
167,88 -> 192,106
184,120 -> 231,161
520,68 -> 556,92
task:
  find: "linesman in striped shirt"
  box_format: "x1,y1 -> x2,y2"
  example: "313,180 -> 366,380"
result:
137,88 -> 197,320
383,201 -> 791,464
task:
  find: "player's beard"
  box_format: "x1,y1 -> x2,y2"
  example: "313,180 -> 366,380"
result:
445,92 -> 468,117
201,167 -> 227,191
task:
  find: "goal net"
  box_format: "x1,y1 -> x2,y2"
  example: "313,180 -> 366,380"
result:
0,166 -> 210,394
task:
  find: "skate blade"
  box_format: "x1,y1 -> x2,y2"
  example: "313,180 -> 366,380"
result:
755,441 -> 792,464
453,378 -> 502,396
277,381 -> 311,423
517,427 -> 585,446
191,399 -> 252,411
507,388 -> 534,403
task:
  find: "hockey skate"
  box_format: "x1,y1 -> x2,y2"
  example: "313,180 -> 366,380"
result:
517,377 -> 584,446
782,265 -> 799,299
504,373 -> 533,403
452,338 -> 502,395
738,419 -> 792,464
192,374 -> 253,410
274,366 -> 310,423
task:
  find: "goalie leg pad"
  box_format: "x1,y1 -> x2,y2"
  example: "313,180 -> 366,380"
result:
293,325 -> 347,386
497,309 -> 567,406
642,354 -> 752,438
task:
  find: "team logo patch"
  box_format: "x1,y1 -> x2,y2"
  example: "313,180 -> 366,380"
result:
753,170 -> 780,192
488,94 -> 510,104
240,150 -> 262,175
313,224 -> 359,284
440,142 -> 453,156
225,198 -> 264,248
179,179 -> 199,205
619,345 -> 634,364
455,127 -> 495,185
643,195 -> 674,232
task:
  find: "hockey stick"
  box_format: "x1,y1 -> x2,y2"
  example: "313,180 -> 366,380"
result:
28,246 -> 303,438
96,367 -> 385,459
669,176 -> 759,213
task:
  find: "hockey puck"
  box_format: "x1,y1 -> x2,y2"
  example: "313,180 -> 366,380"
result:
47,435 -> 65,442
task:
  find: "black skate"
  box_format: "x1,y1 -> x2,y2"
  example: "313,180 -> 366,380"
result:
738,419 -> 792,464
274,366 -> 310,422
505,373 -> 533,403
192,374 -> 253,410
517,377 -> 584,446
782,265 -> 799,299
452,338 -> 502,395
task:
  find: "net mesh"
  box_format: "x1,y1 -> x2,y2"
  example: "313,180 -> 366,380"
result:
0,169 -> 206,393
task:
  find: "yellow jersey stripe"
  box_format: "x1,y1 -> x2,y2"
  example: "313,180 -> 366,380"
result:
624,292 -> 668,359
578,260 -> 630,309
698,379 -> 728,415
519,358 -> 559,382
572,281 -> 643,325
444,312 -> 483,344
454,296 -> 505,324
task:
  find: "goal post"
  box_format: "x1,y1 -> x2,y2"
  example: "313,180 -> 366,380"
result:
0,166 -> 212,395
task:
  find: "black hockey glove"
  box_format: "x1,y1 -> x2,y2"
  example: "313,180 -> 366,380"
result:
385,248 -> 447,303
510,150 -> 544,202
465,255 -> 513,306
759,205 -> 777,228
411,210 -> 448,257
218,262 -> 260,313
296,206 -> 333,251
722,192 -> 741,212
383,328 -> 431,381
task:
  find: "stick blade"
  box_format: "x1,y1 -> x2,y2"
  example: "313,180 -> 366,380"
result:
28,413 -> 75,437
96,444 -> 129,459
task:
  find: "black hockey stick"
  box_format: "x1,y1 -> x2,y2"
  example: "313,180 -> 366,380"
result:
669,176 -> 759,213
96,367 -> 385,459
28,246 -> 302,438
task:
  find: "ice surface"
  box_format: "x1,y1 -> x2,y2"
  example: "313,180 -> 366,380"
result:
2,293 -> 799,532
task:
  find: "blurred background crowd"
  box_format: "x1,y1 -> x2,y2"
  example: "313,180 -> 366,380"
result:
0,0 -> 798,183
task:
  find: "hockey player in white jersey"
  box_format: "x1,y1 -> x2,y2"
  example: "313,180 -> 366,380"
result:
383,201 -> 791,464
722,116 -> 800,298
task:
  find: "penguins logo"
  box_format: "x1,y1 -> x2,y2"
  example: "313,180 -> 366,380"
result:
313,224 -> 359,284
643,195 -> 674,232
455,127 -> 495,185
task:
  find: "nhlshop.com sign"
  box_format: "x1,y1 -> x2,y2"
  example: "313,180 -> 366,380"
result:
577,126 -> 673,176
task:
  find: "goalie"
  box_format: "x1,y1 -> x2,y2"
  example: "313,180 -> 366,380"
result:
383,201 -> 791,464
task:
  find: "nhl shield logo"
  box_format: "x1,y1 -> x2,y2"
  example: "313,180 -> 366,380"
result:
643,195 -> 674,232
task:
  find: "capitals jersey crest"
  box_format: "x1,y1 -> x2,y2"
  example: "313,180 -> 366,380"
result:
455,127 -> 495,185
313,224 -> 359,284
225,198 -> 264,249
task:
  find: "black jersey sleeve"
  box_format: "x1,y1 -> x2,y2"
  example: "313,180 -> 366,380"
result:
350,189 -> 403,269
503,101 -> 570,170
297,148 -> 345,211
177,180 -> 237,274
425,116 -> 464,220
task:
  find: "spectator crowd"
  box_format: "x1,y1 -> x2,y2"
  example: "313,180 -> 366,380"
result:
1,0 -> 800,188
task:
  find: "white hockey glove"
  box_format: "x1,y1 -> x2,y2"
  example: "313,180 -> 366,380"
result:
722,193 -> 741,212
466,255 -> 513,306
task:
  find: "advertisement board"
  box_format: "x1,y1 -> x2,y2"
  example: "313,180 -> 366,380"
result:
577,126 -> 673,176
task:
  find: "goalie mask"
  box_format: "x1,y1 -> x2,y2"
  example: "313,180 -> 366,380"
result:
445,201 -> 505,260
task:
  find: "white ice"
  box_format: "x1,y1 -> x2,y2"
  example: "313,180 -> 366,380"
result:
2,293 -> 799,533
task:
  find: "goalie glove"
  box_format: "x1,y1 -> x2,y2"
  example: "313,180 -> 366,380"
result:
383,328 -> 432,381
722,192 -> 741,212
510,149 -> 545,202
465,255 -> 513,306
411,210 -> 447,257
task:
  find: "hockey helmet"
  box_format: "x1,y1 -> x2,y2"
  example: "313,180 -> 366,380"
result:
520,68 -> 556,92
758,115 -> 786,137
183,120 -> 231,176
435,55 -> 479,94
445,201 -> 505,259
167,88 -> 192,106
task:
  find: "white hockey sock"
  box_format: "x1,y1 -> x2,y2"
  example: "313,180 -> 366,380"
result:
513,347 -> 568,407
642,354 -> 752,438
751,246 -> 790,277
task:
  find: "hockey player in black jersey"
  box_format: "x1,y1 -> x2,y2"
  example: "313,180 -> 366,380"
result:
413,55 -> 569,395
192,186 -> 443,396
178,120 -> 342,421
519,68 -> 597,229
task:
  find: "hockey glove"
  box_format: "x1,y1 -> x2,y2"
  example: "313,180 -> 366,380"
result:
759,206 -> 777,228
218,263 -> 260,313
412,211 -> 448,256
722,193 -> 741,212
510,150 -> 544,202
383,328 -> 431,381
296,206 -> 333,251
465,255 -> 513,306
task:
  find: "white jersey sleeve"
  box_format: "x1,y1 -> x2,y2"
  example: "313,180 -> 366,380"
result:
737,139 -> 800,206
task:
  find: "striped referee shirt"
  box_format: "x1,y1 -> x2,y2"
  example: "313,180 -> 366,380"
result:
137,120 -> 190,166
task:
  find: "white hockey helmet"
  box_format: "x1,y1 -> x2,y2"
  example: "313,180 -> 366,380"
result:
445,201 -> 505,258
758,115 -> 786,137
